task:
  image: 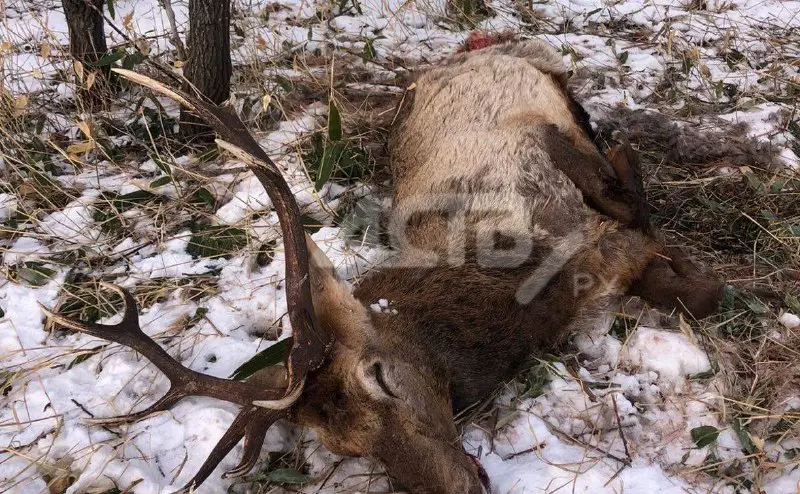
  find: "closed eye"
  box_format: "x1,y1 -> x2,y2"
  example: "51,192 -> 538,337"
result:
373,362 -> 399,399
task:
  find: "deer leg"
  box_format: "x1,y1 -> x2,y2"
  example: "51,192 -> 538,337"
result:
521,223 -> 723,348
603,135 -> 649,229
575,229 -> 723,319
596,137 -> 723,317
629,247 -> 724,319
538,125 -> 650,230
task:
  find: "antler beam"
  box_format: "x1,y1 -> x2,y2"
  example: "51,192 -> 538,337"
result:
112,69 -> 331,398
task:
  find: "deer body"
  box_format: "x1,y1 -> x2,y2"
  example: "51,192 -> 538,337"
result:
294,40 -> 722,493
48,41 -> 724,494
355,41 -> 660,409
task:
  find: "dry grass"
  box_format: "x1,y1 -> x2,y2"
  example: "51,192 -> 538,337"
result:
601,110 -> 799,491
1,0 -> 799,492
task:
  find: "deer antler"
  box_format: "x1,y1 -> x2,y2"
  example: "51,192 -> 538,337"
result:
112,69 -> 331,393
40,70 -> 332,491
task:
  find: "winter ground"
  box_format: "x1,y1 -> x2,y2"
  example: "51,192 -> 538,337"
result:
1,0 -> 800,492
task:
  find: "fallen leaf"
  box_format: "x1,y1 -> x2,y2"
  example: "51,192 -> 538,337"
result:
66,140 -> 98,155
85,71 -> 97,90
73,60 -> 84,82
678,314 -> 697,344
76,120 -> 93,140
690,425 -> 719,448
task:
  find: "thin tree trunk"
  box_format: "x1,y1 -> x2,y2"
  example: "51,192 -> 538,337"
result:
180,0 -> 232,142
62,0 -> 109,103
159,0 -> 187,61
62,0 -> 108,64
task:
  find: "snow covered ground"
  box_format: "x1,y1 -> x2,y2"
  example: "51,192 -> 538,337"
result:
1,0 -> 799,493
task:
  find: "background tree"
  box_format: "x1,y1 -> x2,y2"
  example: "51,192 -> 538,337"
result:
62,0 -> 108,72
180,0 -> 232,141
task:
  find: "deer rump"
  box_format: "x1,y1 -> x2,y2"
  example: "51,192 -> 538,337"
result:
46,41 -> 723,494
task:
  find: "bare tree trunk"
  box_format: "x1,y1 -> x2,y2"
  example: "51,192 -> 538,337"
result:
62,0 -> 108,64
180,0 -> 232,142
62,0 -> 108,103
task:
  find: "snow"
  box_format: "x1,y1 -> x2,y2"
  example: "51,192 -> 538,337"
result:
779,313 -> 800,329
3,237 -> 52,265
38,193 -> 105,246
620,327 -> 711,385
1,0 -> 799,493
0,194 -> 17,222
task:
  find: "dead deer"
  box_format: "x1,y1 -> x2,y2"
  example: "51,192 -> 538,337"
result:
42,40 -> 724,493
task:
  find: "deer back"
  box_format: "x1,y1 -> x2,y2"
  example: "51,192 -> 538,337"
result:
389,41 -> 612,255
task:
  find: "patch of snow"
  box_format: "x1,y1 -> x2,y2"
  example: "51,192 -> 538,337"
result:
620,327 -> 711,384
129,232 -> 221,278
779,312 -> 800,329
3,236 -> 52,265
38,192 -> 104,246
0,194 -> 17,221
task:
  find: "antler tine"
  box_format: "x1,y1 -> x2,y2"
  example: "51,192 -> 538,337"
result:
38,282 -> 141,342
173,406 -> 284,493
41,284 -> 285,412
84,387 -> 186,426
111,68 -> 331,408
221,408 -> 278,478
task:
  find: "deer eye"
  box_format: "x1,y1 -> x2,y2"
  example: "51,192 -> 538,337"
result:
372,362 -> 399,399
360,360 -> 399,399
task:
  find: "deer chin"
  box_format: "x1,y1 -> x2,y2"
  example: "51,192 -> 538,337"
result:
371,432 -> 489,494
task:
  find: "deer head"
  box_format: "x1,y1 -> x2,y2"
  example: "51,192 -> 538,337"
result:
41,71 -> 488,494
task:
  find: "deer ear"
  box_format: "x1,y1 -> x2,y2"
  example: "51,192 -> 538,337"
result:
305,233 -> 338,283
305,235 -> 372,340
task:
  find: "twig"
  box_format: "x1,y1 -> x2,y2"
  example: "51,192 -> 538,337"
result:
739,210 -> 790,248
159,0 -> 187,60
603,464 -> 628,487
611,393 -> 632,460
314,459 -> 343,492
71,398 -> 120,437
549,425 -> 631,466
501,442 -> 547,461
565,357 -> 597,402
70,397 -> 95,417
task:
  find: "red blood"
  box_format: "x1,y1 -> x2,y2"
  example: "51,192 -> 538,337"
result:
457,30 -> 519,53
